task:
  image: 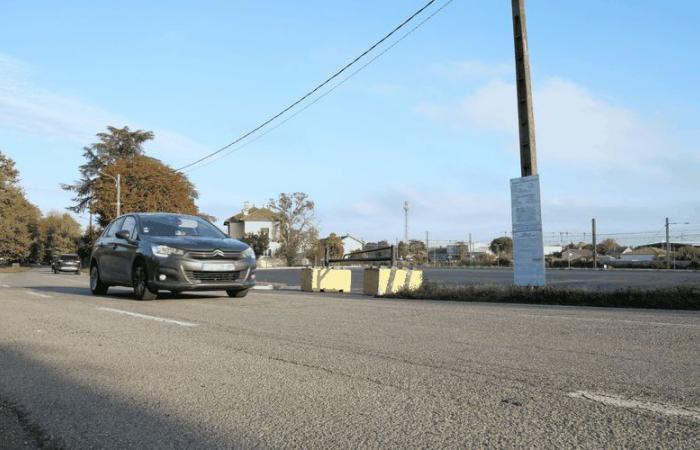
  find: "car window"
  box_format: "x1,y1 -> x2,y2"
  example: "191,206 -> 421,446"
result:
121,216 -> 137,238
140,215 -> 225,238
104,218 -> 124,238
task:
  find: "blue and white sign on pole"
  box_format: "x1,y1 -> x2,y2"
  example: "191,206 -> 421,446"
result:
510,175 -> 545,286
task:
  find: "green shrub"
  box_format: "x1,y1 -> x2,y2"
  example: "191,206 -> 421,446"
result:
384,282 -> 700,310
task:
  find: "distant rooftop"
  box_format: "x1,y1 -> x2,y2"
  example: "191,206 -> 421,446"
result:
224,206 -> 277,224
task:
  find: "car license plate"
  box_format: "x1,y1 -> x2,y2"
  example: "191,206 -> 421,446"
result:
201,263 -> 235,272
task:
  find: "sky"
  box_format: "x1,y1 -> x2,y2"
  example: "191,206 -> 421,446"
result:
1,0 -> 699,246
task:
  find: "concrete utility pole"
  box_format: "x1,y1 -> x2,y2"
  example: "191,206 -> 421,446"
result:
591,218 -> 597,269
511,0 -> 538,176
425,231 -> 429,263
665,217 -> 671,269
403,201 -> 409,244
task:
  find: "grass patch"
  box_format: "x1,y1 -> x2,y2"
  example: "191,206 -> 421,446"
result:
384,282 -> 700,310
0,266 -> 31,274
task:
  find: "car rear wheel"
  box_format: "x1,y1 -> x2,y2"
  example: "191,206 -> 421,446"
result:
90,264 -> 109,295
133,262 -> 158,301
226,288 -> 249,298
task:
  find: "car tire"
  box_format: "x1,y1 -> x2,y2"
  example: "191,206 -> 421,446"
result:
226,288 -> 249,298
133,262 -> 158,301
90,264 -> 109,295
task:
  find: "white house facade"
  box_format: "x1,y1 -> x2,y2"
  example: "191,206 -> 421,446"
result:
223,203 -> 280,257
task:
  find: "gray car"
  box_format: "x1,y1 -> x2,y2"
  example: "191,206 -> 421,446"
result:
89,213 -> 256,300
53,254 -> 81,274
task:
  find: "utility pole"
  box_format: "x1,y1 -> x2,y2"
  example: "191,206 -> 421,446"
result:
591,218 -> 597,269
425,231 -> 429,264
403,201 -> 409,244
511,0 -> 538,176
468,232 -> 473,262
665,217 -> 671,269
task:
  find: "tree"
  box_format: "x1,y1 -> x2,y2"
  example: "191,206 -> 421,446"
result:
241,230 -> 270,257
596,238 -> 621,255
0,151 -> 42,262
38,211 -> 82,262
676,246 -> 699,261
456,242 -> 469,262
398,239 -> 427,263
92,155 -> 198,226
311,233 -> 344,263
489,236 -> 513,255
267,192 -> 315,266
63,126 -> 154,214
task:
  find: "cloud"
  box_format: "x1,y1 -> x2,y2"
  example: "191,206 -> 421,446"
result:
0,52 -> 208,167
415,76 -> 676,172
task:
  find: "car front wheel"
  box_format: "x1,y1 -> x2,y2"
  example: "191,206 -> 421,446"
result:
90,264 -> 109,295
133,262 -> 158,301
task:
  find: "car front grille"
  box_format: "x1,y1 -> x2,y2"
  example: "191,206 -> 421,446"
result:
186,250 -> 242,260
186,270 -> 242,282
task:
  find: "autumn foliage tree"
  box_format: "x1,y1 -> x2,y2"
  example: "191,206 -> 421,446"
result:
267,192 -> 315,266
38,211 -> 82,262
63,126 -> 154,214
93,155 -> 198,226
310,233 -> 344,263
64,126 -> 205,227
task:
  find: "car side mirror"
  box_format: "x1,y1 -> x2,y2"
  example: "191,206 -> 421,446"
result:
115,230 -> 130,240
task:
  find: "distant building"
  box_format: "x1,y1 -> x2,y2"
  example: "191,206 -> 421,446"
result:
619,247 -> 665,262
340,235 -> 364,255
223,202 -> 280,257
543,245 -> 562,256
561,248 -> 593,262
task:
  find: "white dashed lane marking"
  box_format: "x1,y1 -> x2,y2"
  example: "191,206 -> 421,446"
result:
97,307 -> 198,327
525,314 -> 700,329
25,291 -> 52,298
567,391 -> 700,421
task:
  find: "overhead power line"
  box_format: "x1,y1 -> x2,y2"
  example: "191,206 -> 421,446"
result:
176,0 -> 443,172
183,0 -> 455,173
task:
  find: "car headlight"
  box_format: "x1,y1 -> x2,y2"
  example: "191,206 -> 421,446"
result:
242,246 -> 255,259
151,245 -> 185,257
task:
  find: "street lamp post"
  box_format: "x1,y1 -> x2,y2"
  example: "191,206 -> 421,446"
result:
100,173 -> 121,217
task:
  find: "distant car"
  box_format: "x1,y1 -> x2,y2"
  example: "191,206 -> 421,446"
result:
53,254 -> 81,274
89,213 -> 256,300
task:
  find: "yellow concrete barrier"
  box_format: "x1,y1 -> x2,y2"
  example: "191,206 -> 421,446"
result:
362,267 -> 423,296
300,267 -> 352,293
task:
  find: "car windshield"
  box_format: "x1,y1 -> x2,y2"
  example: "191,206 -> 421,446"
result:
139,215 -> 225,238
60,255 -> 79,261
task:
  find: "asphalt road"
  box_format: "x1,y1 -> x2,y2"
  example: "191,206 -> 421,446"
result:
1,268 -> 698,449
256,267 -> 700,292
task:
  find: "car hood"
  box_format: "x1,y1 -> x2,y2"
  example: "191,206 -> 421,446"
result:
147,236 -> 248,252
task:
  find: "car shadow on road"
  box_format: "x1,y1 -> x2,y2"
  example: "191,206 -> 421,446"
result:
0,345 -> 263,449
24,285 -> 228,301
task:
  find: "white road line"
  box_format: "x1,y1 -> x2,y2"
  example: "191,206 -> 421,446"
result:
25,291 -> 52,298
1,283 -> 10,288
567,391 -> 700,421
97,307 -> 198,327
524,314 -> 700,329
